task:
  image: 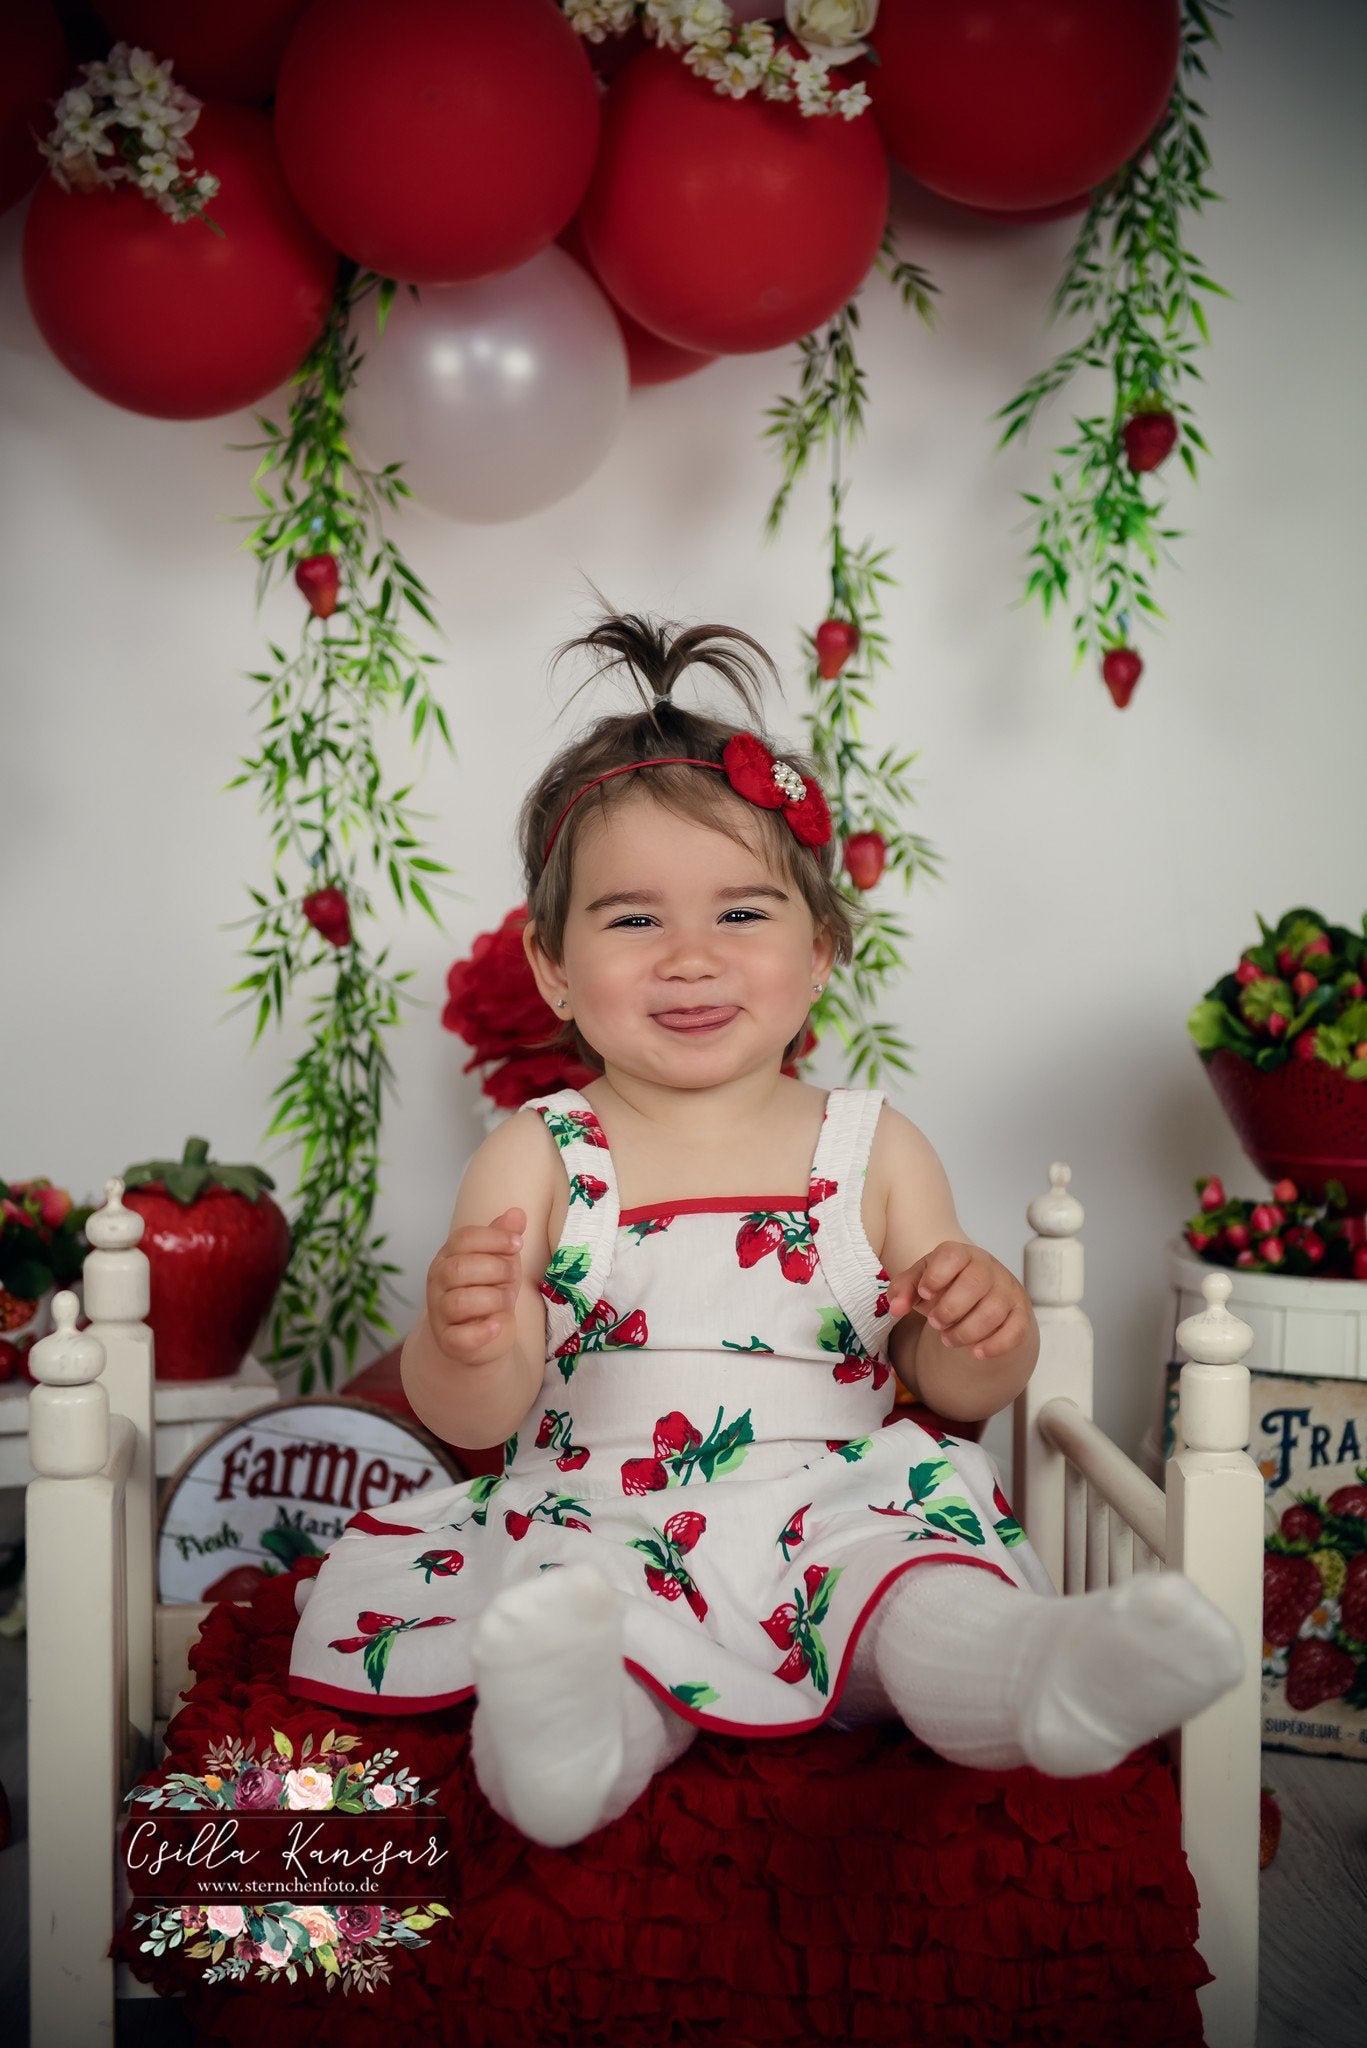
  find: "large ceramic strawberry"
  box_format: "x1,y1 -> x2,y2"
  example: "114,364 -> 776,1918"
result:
121,1138 -> 292,1380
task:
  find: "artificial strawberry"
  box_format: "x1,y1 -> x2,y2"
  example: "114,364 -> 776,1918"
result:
843,832 -> 886,892
294,552 -> 340,619
303,887 -> 352,949
0,1291 -> 36,1334
120,1139 -> 292,1381
1284,1638 -> 1356,1712
0,1339 -> 22,1382
1101,646 -> 1143,708
1263,1553 -> 1325,1645
1292,1029 -> 1319,1062
814,617 -> 860,680
201,1564 -> 270,1602
1121,408 -> 1179,473
1272,1178 -> 1300,1204
1199,1176 -> 1226,1211
1259,1787 -> 1281,1869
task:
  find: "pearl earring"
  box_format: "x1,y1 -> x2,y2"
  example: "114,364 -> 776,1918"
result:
555,998 -> 568,1009
812,983 -> 824,997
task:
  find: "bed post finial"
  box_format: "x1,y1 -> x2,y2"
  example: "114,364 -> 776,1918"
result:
1175,1272 -> 1254,1452
28,1290 -> 110,1479
1024,1162 -> 1084,1308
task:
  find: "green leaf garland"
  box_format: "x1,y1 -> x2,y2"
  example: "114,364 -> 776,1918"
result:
225,264 -> 457,1393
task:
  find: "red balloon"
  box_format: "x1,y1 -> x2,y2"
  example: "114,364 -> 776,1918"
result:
273,0 -> 600,285
93,0 -> 315,102
0,0 -> 66,218
578,49 -> 889,357
23,103 -> 338,419
559,217 -> 715,389
867,0 -> 1181,211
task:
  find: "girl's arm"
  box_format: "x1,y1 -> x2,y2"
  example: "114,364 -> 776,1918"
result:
874,1110 -> 1039,1426
402,1110 -> 558,1449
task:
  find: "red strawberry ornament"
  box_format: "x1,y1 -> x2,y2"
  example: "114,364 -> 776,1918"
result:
120,1140 -> 291,1382
814,617 -> 860,680
1101,646 -> 1143,708
303,887 -> 352,949
1121,408 -> 1179,473
843,832 -> 886,891
294,552 -> 340,619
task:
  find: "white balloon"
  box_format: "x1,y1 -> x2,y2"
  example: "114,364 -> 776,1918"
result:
348,245 -> 629,525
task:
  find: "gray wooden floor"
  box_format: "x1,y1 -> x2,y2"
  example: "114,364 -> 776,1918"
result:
1,1555 -> 1364,2046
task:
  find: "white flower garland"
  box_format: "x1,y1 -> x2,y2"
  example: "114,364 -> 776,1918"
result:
565,0 -> 874,117
40,41 -> 219,224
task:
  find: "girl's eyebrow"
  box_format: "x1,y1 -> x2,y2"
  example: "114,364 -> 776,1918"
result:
583,885 -> 791,914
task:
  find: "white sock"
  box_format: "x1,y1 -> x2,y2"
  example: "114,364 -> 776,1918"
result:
469,1562 -> 693,1846
866,1560 -> 1244,1777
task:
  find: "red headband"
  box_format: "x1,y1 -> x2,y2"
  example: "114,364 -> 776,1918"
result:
542,737 -> 833,862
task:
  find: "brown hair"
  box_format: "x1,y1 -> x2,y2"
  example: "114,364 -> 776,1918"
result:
516,609 -> 862,1073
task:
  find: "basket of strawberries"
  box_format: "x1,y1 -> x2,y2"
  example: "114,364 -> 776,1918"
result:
1188,907 -> 1367,1211
0,1178 -> 93,1382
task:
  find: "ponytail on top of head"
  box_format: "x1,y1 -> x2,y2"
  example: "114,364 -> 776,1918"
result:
515,600 -> 860,1077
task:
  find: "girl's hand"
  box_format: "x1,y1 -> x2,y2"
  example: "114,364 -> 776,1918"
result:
426,1205 -> 526,1369
886,1242 -> 1031,1361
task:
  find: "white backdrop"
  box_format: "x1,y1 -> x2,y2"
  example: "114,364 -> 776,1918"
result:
2,0 -> 1364,1476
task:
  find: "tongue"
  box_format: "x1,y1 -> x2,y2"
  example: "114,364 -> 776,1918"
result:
660,1008 -> 731,1026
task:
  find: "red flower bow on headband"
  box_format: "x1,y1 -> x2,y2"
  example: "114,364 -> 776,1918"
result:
721,734 -> 832,848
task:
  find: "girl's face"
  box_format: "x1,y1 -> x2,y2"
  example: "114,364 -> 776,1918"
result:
526,791 -> 836,1090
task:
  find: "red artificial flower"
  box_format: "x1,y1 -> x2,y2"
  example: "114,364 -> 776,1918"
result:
443,905 -> 596,1110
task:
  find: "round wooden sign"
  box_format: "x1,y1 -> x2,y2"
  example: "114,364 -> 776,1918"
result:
156,1395 -> 467,1603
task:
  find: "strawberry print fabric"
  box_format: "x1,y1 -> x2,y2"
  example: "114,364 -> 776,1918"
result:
288,1087 -> 1055,1729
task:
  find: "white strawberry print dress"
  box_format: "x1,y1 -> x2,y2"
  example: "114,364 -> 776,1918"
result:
288,1086 -> 1055,1730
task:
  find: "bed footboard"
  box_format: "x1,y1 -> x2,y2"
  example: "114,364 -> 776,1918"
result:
1015,1165 -> 1263,2048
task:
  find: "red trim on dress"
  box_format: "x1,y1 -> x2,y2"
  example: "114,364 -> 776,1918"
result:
343,1512 -> 426,1536
287,1551 -> 1019,1725
617,1194 -> 810,1226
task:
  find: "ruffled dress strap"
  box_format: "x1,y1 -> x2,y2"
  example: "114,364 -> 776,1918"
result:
520,1088 -> 622,1353
810,1086 -> 890,1361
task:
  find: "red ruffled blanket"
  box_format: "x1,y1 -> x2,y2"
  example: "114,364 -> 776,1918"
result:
113,1559 -> 1211,2047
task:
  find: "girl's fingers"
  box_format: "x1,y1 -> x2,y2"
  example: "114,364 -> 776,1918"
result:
939,1300 -> 1011,1349
969,1308 -> 1029,1358
923,1276 -> 989,1332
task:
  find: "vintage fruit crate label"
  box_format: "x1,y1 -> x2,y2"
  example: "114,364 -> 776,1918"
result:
1164,1365 -> 1367,1761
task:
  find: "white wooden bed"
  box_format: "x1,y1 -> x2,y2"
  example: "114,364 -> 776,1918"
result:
24,1163 -> 1265,2048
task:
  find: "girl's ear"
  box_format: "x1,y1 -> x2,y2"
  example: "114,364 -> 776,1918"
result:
812,923 -> 838,985
523,919 -> 570,1013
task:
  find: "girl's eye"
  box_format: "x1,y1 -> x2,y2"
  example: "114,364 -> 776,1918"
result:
607,910 -> 766,929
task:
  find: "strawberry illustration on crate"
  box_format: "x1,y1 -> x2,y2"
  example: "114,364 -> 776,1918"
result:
119,1138 -> 292,1381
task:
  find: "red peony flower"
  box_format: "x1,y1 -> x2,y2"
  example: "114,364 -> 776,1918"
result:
442,904 -> 596,1109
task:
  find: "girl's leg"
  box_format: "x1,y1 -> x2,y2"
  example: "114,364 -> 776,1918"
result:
846,1559 -> 1244,1776
470,1561 -> 696,1847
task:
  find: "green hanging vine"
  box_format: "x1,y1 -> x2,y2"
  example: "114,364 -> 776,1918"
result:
227,264 -> 456,1393
996,0 -> 1232,704
764,231 -> 944,1086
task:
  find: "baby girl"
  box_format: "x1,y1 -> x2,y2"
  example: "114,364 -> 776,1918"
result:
288,611 -> 1243,1849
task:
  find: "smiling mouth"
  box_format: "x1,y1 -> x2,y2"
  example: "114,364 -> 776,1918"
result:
653,1007 -> 739,1033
